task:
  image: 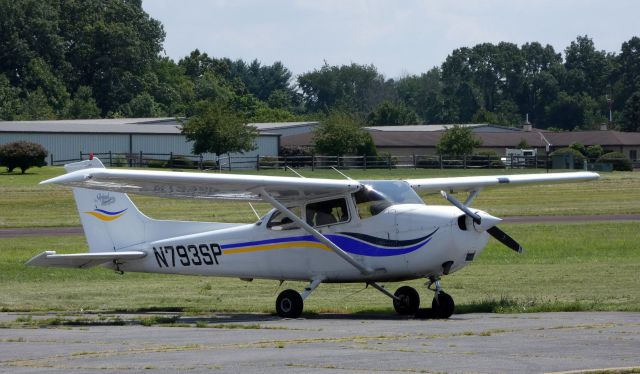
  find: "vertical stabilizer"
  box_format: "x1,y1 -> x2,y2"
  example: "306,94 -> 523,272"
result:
64,158 -> 150,252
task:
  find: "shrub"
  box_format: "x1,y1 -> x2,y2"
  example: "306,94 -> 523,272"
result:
168,156 -> 194,169
0,141 -> 48,174
549,147 -> 586,168
147,159 -> 167,168
202,160 -> 217,169
112,155 -> 127,167
470,151 -> 505,168
596,152 -> 633,171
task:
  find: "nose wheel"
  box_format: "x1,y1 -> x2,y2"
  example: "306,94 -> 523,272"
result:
370,278 -> 454,319
418,276 -> 455,319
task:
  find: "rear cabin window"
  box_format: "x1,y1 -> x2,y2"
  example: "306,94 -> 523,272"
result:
305,198 -> 349,227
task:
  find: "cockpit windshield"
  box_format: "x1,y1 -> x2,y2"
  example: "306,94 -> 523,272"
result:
360,180 -> 424,205
353,180 -> 424,219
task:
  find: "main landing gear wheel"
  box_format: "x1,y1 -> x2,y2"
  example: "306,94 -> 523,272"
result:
393,286 -> 420,315
276,289 -> 303,318
431,292 -> 455,319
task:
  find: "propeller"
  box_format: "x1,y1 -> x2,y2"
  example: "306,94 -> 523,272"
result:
440,191 -> 523,253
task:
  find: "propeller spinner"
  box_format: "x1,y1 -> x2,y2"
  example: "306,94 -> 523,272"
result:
440,191 -> 523,253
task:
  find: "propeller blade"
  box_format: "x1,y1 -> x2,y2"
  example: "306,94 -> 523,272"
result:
440,191 -> 481,224
487,226 -> 524,253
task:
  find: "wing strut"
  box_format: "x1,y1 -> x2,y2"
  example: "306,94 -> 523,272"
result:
258,188 -> 373,275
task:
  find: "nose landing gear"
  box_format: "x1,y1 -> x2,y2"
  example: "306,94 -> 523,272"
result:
416,276 -> 455,319
373,276 -> 455,319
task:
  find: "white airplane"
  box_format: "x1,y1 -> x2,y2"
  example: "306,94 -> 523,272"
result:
27,157 -> 599,319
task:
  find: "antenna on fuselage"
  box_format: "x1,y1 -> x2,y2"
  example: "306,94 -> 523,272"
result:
331,166 -> 353,180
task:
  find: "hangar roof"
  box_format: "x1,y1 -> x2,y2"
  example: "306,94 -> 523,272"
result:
282,128 -> 640,148
0,118 -> 318,136
364,124 -> 522,132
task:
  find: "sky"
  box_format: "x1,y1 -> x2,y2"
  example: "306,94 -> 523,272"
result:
142,0 -> 640,79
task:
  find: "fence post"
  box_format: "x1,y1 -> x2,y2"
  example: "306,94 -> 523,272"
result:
169,152 -> 173,168
50,154 -> 53,166
363,155 -> 367,170
228,154 -> 232,171
439,155 -> 443,169
311,155 -> 315,171
199,154 -> 203,170
256,155 -> 260,171
413,154 -> 416,169
284,156 -> 288,170
139,151 -> 143,167
80,151 -> 83,161
463,154 -> 467,169
109,151 -> 112,166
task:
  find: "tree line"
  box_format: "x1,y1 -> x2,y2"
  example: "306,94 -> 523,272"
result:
1,0 -> 639,133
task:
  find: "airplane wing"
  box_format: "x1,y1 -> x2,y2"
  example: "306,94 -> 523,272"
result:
407,171 -> 599,194
41,168 -> 362,204
26,251 -> 146,268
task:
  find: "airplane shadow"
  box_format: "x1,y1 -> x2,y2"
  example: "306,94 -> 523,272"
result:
176,308 -> 468,324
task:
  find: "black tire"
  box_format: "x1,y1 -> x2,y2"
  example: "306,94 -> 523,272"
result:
431,292 -> 455,319
276,289 -> 303,318
393,286 -> 420,315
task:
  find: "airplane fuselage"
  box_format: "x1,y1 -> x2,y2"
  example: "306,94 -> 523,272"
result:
118,204 -> 490,282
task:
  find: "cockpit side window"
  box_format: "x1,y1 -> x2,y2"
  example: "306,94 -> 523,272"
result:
267,207 -> 301,231
305,198 -> 349,227
353,188 -> 391,219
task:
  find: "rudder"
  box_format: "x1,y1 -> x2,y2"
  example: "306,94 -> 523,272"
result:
65,158 -> 149,252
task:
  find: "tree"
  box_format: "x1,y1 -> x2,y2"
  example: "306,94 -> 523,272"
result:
396,68 -> 447,123
0,74 -> 22,120
620,91 -> 640,132
366,101 -> 419,126
298,63 -> 391,113
563,35 -> 612,98
586,145 -> 604,160
119,92 -> 165,118
18,88 -> 56,120
181,99 -> 258,157
0,141 -> 47,173
436,125 -> 482,156
65,86 -> 101,119
614,37 -> 640,106
313,111 -> 376,156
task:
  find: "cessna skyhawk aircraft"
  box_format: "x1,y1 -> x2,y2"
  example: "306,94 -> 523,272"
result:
28,157 -> 599,318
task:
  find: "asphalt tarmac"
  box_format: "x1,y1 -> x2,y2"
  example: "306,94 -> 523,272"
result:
0,312 -> 638,373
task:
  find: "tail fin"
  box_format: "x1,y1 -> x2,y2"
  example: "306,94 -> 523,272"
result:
66,158 -> 150,252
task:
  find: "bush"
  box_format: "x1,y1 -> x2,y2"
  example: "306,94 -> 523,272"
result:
596,152 -> 633,171
549,147 -> 586,168
469,151 -> 505,168
147,159 -> 167,168
112,155 -> 127,167
202,160 -> 217,169
168,156 -> 194,168
0,141 -> 48,174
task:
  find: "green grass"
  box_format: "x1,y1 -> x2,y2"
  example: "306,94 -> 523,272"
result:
1,221 -> 638,313
1,166 -> 639,228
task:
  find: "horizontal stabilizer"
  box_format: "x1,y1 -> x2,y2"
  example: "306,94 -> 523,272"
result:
26,251 -> 146,268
